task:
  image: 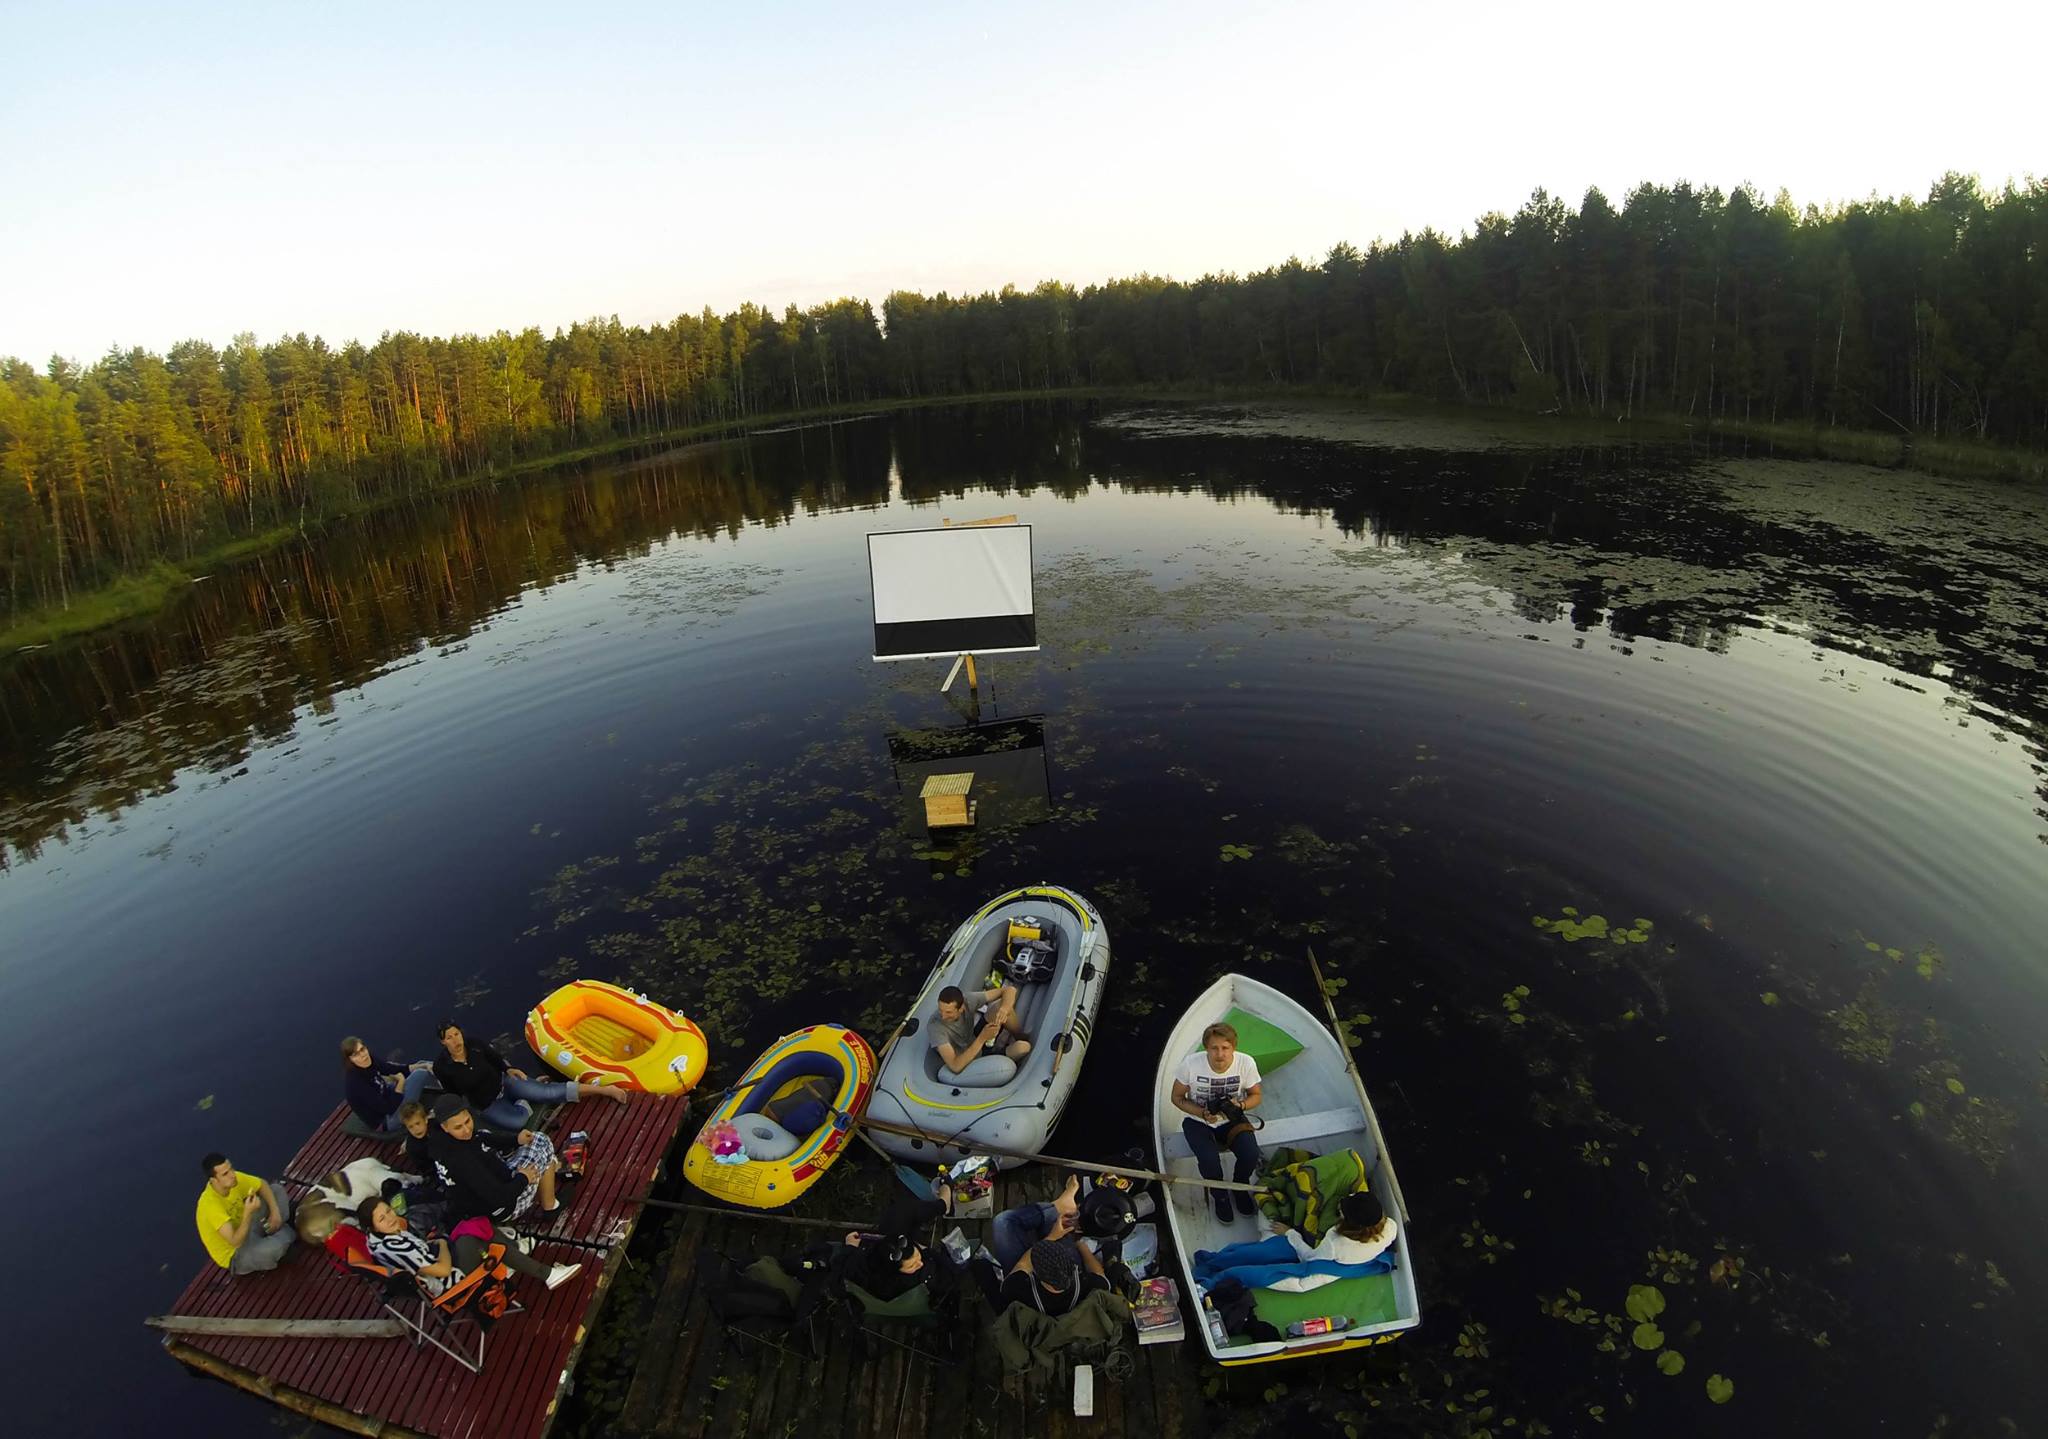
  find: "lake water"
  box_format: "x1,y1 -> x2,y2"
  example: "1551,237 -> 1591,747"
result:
3,401 -> 2043,1436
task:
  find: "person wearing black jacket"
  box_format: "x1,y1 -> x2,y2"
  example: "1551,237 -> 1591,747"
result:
432,1021 -> 625,1133
841,1186 -> 962,1304
425,1094 -> 568,1223
341,1036 -> 435,1133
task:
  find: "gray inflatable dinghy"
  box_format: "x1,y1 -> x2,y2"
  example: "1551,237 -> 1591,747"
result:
868,884 -> 1110,1168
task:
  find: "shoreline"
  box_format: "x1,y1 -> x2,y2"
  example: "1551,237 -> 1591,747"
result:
5,388 -> 2040,657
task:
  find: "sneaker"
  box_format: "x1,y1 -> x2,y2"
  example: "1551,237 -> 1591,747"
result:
1211,1190 -> 1232,1224
545,1263 -> 582,1290
1233,1191 -> 1257,1217
514,1235 -> 536,1256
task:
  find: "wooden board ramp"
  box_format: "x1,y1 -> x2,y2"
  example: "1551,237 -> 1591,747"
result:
607,1165 -> 1206,1439
155,1093 -> 691,1439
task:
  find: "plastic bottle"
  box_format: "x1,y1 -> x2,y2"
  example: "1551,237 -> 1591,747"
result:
1286,1315 -> 1353,1338
1202,1295 -> 1229,1347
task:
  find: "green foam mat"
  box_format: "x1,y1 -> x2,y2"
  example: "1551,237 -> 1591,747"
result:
1220,1006 -> 1306,1075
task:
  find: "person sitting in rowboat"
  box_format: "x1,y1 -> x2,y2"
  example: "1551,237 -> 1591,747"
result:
425,1094 -> 572,1224
1270,1190 -> 1398,1270
432,1020 -> 628,1134
1169,1021 -> 1266,1223
357,1196 -> 581,1293
929,983 -> 1033,1075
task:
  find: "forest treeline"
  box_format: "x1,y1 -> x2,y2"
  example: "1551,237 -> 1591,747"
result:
3,172 -> 2043,624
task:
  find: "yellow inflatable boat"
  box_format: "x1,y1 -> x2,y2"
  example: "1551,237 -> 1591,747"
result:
524,979 -> 709,1094
683,1024 -> 876,1209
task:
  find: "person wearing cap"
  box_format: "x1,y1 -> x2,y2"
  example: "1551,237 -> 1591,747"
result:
1271,1189 -> 1398,1267
433,1020 -> 628,1134
841,1184 -> 961,1303
989,1172 -> 1082,1268
993,1237 -> 1110,1316
424,1093 -> 568,1224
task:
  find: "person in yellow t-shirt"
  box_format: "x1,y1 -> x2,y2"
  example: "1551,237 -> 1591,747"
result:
195,1152 -> 294,1273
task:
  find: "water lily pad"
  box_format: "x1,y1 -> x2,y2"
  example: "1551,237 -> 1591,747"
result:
1656,1349 -> 1686,1375
1631,1322 -> 1665,1350
1624,1283 -> 1666,1322
1945,1077 -> 1966,1095
1706,1374 -> 1735,1403
195,1094 -> 215,1110
1760,991 -> 1779,1006
1561,906 -> 1579,917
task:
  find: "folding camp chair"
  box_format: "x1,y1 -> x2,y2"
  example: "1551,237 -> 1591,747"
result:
702,1251 -> 828,1362
841,1276 -> 961,1364
331,1227 -> 526,1373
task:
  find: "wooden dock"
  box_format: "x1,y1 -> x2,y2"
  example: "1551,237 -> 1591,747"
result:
156,1093 -> 692,1439
606,1163 -> 1208,1439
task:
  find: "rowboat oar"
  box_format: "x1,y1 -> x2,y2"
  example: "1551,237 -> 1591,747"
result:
1307,946 -> 1411,1223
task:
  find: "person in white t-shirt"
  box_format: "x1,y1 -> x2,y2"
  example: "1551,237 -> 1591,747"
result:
1169,1021 -> 1265,1224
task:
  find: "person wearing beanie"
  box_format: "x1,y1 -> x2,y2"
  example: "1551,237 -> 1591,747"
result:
993,1236 -> 1111,1316
1271,1187 -> 1398,1267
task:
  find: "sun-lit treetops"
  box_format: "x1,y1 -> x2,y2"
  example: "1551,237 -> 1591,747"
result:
3,173 -> 2043,621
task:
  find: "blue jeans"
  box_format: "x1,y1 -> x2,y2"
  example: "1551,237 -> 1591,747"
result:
992,1201 -> 1059,1269
375,1068 -> 434,1133
230,1191 -> 296,1275
1182,1116 -> 1261,1185
478,1075 -> 576,1133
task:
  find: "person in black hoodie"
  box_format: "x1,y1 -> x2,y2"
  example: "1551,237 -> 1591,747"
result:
432,1020 -> 626,1133
425,1094 -> 569,1224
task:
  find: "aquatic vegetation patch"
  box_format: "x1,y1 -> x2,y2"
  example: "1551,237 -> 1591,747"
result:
1531,906 -> 1654,945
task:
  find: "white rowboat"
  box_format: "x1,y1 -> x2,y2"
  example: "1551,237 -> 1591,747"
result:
1152,971 -> 1420,1363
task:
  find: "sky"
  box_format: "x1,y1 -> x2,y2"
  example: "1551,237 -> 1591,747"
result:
2,0 -> 2041,364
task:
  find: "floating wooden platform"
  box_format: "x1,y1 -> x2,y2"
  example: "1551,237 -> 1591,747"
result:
157,1093 -> 691,1439
609,1164 -> 1207,1439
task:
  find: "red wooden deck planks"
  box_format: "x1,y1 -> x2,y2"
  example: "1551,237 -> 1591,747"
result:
159,1094 -> 689,1439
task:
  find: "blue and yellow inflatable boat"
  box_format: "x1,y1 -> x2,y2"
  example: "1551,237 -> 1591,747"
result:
683,1024 -> 876,1210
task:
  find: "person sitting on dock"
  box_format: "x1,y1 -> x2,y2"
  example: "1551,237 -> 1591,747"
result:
195,1153 -> 295,1275
842,1184 -> 961,1303
990,1172 -> 1081,1267
432,1020 -> 627,1133
426,1094 -> 569,1224
397,1100 -> 437,1176
930,983 -> 1032,1075
357,1197 -> 581,1293
987,1237 -> 1109,1317
341,1035 -> 435,1134
1169,1021 -> 1265,1224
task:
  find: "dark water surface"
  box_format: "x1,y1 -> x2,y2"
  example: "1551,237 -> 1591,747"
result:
4,402 -> 2044,1437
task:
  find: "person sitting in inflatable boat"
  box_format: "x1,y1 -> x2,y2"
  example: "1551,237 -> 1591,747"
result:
929,983 -> 1033,1076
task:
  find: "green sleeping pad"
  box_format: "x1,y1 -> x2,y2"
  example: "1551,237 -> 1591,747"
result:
1220,1007 -> 1305,1075
1249,1272 -> 1401,1332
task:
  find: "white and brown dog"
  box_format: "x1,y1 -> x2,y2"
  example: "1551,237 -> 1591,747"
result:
295,1156 -> 414,1245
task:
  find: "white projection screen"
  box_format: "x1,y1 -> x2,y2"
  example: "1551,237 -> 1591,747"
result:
867,524 -> 1037,661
